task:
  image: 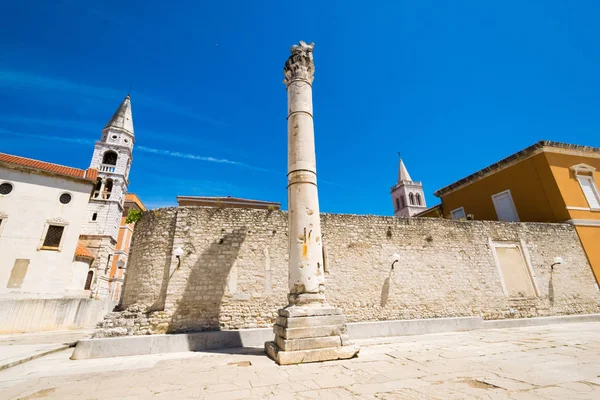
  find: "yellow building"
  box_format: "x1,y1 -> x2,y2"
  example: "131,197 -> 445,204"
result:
417,141 -> 600,284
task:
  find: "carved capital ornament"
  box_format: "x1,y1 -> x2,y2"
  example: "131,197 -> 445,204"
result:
283,41 -> 315,85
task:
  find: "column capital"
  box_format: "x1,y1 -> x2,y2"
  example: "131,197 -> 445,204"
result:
284,41 -> 315,85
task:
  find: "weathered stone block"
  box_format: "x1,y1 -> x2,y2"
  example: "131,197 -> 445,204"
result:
273,324 -> 342,339
278,306 -> 343,318
276,314 -> 346,328
275,335 -> 341,351
265,341 -> 359,365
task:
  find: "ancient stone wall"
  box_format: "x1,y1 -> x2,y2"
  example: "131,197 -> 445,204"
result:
98,207 -> 600,337
120,208 -> 178,310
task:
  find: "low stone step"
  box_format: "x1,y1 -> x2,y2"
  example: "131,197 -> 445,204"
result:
275,335 -> 341,351
273,324 -> 343,339
276,315 -> 346,328
278,306 -> 342,318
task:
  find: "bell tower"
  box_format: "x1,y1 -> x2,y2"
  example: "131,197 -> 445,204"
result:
79,95 -> 134,299
390,155 -> 426,217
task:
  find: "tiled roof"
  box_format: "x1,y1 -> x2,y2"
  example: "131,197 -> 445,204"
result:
74,244 -> 94,260
0,152 -> 97,183
434,140 -> 600,197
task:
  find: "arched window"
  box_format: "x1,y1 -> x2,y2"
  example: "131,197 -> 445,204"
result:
102,151 -> 118,166
92,178 -> 102,198
103,179 -> 113,199
84,270 -> 94,290
400,196 -> 405,208
409,193 -> 415,205
395,197 -> 400,211
415,193 -> 422,206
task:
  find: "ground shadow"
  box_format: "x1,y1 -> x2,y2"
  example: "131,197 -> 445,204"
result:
380,270 -> 394,308
548,270 -> 555,306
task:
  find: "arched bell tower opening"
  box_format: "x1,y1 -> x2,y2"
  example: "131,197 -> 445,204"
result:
390,155 -> 427,217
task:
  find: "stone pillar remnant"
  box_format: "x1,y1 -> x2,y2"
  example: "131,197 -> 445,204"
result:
265,41 -> 360,365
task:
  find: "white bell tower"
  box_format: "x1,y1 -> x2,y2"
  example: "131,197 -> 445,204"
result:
79,94 -> 134,298
390,156 -> 426,217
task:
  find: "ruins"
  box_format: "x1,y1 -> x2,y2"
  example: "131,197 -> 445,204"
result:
86,42 -> 600,363
263,41 -> 359,364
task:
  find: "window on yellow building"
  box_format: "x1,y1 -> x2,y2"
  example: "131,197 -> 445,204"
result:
492,190 -> 520,222
451,207 -> 466,220
570,164 -> 600,210
577,176 -> 600,209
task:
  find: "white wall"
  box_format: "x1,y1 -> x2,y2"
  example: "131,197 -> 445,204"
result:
0,298 -> 117,333
0,167 -> 92,298
70,260 -> 91,292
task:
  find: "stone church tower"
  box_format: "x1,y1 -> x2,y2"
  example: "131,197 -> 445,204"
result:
390,157 -> 427,217
79,95 -> 134,299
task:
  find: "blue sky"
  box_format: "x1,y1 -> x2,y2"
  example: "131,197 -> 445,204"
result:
1,1 -> 599,213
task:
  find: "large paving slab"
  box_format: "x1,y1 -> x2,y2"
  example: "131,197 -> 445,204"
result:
1,322 -> 600,399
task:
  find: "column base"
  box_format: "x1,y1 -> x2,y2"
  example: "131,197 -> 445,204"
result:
264,304 -> 360,365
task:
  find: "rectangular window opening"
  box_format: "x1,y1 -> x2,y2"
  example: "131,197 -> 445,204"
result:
42,225 -> 65,249
492,190 -> 520,222
577,176 -> 600,209
450,207 -> 466,220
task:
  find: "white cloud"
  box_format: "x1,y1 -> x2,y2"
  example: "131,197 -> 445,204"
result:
136,145 -> 270,172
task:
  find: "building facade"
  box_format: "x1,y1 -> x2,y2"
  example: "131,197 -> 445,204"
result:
106,193 -> 146,301
79,95 -> 135,299
0,153 -> 97,298
419,141 -> 600,285
390,158 -> 427,217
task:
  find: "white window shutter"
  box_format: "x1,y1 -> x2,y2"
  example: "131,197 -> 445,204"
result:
492,191 -> 520,222
579,177 -> 600,209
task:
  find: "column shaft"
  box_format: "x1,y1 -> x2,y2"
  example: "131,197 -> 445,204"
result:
286,75 -> 324,304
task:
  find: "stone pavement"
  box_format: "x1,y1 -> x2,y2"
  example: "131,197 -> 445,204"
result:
1,322 -> 599,399
0,330 -> 92,371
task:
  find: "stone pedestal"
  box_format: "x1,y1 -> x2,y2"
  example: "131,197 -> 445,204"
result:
265,305 -> 359,365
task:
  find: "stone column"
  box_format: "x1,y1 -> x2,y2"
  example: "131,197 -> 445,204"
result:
285,41 -> 325,306
265,41 -> 359,365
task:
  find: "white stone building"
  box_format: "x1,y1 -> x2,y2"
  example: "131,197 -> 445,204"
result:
79,95 -> 135,299
390,157 -> 427,217
0,153 -> 97,298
